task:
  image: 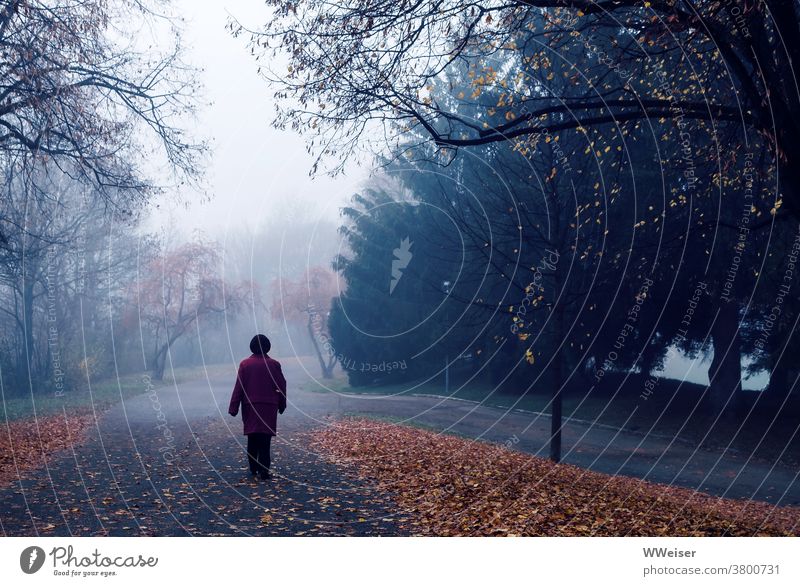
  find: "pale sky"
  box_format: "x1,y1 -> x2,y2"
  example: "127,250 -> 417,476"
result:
147,0 -> 367,236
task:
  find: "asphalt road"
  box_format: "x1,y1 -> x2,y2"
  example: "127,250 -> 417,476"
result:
306,378 -> 800,507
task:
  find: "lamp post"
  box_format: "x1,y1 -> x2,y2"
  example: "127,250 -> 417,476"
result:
443,280 -> 451,394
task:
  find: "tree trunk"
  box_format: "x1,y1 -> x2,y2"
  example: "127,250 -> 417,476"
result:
767,359 -> 794,411
766,320 -> 798,404
152,356 -> 166,381
550,362 -> 563,463
152,343 -> 169,381
638,340 -> 660,378
708,301 -> 743,414
18,277 -> 36,388
307,314 -> 335,379
550,305 -> 565,463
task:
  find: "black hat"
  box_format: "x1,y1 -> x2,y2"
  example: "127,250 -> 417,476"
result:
249,334 -> 271,355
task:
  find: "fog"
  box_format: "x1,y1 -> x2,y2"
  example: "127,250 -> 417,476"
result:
147,0 -> 367,239
141,1 -> 769,390
2,0 -> 797,543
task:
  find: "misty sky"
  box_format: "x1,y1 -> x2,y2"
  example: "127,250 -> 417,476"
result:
148,0 -> 367,236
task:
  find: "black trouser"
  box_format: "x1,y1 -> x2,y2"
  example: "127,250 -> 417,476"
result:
246,433 -> 272,475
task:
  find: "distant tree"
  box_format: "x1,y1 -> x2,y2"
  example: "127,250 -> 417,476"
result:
133,241 -> 249,380
0,163 -> 149,393
271,266 -> 340,378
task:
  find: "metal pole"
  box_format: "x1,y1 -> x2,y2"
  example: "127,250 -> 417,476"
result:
443,280 -> 451,394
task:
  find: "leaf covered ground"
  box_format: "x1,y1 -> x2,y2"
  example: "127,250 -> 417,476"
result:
0,409 -> 97,488
0,412 -> 405,536
309,418 -> 800,536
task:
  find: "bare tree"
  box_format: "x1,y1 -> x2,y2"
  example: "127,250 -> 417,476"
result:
0,162 -> 146,391
241,1 -> 797,217
0,0 -> 204,220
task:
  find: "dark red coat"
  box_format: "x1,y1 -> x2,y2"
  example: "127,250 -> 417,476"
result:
228,354 -> 287,436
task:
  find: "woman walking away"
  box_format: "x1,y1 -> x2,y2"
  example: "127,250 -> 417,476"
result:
228,334 -> 287,480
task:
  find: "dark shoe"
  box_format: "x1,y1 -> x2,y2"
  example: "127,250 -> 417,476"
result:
260,470 -> 272,480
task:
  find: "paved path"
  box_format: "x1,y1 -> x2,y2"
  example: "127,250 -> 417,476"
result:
0,360 -> 405,536
2,356 -> 799,536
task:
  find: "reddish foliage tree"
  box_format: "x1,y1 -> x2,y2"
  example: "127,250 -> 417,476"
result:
133,241 -> 251,380
271,267 -> 341,378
